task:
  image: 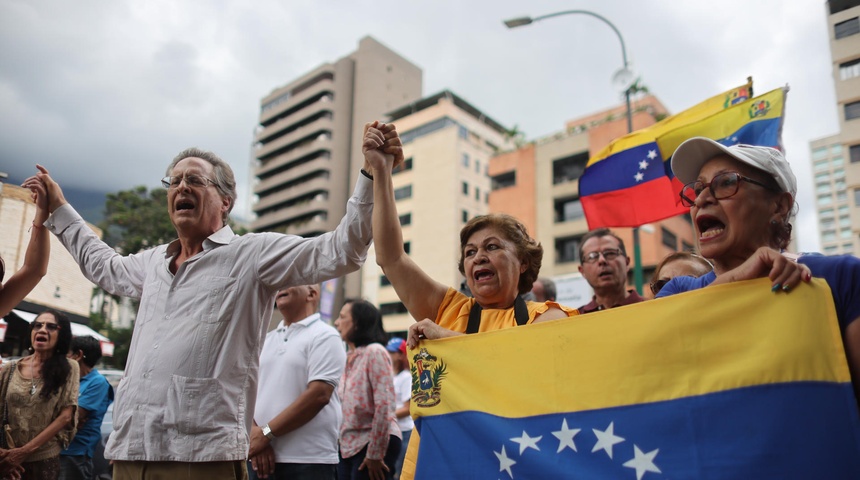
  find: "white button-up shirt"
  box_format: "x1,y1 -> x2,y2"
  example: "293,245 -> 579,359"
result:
47,177 -> 373,462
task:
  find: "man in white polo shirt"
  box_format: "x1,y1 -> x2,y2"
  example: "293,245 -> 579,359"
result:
248,284 -> 346,480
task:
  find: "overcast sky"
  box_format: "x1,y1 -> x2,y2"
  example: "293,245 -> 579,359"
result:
0,0 -> 836,251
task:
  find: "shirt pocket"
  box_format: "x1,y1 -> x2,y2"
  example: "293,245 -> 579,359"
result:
163,375 -> 231,435
196,276 -> 238,324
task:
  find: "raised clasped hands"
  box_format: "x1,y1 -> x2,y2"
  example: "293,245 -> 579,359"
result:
362,121 -> 404,174
21,164 -> 67,214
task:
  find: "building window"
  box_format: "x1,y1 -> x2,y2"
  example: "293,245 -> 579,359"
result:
812,147 -> 829,160
404,241 -> 411,254
814,159 -> 830,171
818,194 -> 833,205
380,275 -> 391,287
835,168 -> 846,178
475,187 -> 480,201
839,205 -> 850,215
462,210 -> 469,223
491,171 -> 516,190
394,157 -> 414,174
458,126 -> 468,139
380,302 -> 408,316
851,145 -> 860,163
462,182 -> 469,196
844,243 -> 855,254
832,144 -> 843,155
475,159 -> 481,174
817,183 -> 832,194
845,100 -> 860,120
399,213 -> 412,226
824,245 -> 839,254
484,192 -> 489,204
554,196 -> 585,223
822,220 -> 836,230
462,153 -> 470,168
394,185 -> 413,201
821,207 -> 835,218
841,229 -> 852,239
661,227 -> 677,250
833,156 -> 845,166
855,189 -> 860,206
840,216 -> 852,228
838,191 -> 848,202
681,241 -> 694,252
815,172 -> 831,182
835,17 -> 860,39
553,152 -> 589,184
823,231 -> 837,242
555,235 -> 583,264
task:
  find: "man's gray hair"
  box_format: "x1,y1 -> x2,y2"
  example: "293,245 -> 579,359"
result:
167,147 -> 237,223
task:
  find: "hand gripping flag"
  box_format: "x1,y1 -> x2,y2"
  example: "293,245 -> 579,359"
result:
409,278 -> 860,479
579,81 -> 761,228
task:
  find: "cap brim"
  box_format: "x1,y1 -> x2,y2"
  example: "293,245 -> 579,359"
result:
671,137 -> 735,185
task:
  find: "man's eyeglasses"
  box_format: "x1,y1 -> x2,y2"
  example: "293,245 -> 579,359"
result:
582,248 -> 623,264
32,321 -> 60,332
161,174 -> 218,189
650,279 -> 670,296
679,172 -> 777,207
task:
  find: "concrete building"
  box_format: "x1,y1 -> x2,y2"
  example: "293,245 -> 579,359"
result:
489,94 -> 697,299
252,36 -> 422,312
0,180 -> 107,355
363,90 -> 514,332
811,0 -> 860,255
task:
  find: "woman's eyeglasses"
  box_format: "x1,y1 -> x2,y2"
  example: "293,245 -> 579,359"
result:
32,321 -> 60,332
679,172 -> 778,207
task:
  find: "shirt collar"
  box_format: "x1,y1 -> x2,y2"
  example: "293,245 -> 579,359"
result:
164,224 -> 236,258
279,312 -> 321,330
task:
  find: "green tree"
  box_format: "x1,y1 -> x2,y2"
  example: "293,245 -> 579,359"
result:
100,186 -> 176,254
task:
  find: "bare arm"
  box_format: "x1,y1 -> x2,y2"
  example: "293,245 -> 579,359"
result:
0,170 -> 50,316
364,123 -> 449,321
1,405 -> 75,467
248,380 -> 335,457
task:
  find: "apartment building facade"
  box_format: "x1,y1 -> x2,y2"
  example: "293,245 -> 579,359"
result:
363,90 -> 514,332
812,0 -> 860,255
489,95 -> 696,297
252,37 -> 422,311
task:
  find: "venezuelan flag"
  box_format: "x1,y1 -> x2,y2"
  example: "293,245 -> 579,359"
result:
409,278 -> 860,479
657,87 -> 786,173
579,81 -> 755,229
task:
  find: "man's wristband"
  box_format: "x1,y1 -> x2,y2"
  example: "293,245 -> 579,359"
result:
262,423 -> 276,440
360,168 -> 374,181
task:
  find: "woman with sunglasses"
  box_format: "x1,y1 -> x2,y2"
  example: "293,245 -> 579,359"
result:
1,167 -> 51,318
656,136 -> 860,404
648,252 -> 713,297
0,310 -> 79,479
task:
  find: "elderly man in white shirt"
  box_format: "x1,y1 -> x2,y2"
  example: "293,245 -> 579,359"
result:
27,122 -> 402,480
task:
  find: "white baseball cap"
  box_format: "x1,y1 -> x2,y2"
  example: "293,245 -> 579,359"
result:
672,137 -> 797,198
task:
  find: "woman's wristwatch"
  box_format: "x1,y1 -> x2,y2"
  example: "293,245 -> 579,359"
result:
262,424 -> 276,440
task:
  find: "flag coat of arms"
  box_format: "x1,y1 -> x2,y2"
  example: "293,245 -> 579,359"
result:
409,279 -> 860,479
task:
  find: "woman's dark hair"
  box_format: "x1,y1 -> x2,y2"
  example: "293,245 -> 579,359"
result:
342,299 -> 387,348
33,309 -> 72,399
70,335 -> 103,368
458,214 -> 542,295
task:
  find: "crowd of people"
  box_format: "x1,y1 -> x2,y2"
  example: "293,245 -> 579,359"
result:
1,119 -> 858,480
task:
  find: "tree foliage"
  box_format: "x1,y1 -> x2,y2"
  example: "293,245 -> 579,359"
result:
99,186 -> 176,255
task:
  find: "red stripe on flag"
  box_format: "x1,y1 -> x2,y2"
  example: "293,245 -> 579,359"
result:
581,177 -> 689,229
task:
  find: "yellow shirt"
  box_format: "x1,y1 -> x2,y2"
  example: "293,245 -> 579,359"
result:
400,288 -> 578,479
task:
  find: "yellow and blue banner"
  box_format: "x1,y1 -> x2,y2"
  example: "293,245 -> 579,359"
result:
579,80 -> 766,228
409,279 -> 860,478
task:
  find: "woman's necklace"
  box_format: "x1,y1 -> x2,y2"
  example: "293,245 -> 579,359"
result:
30,377 -> 37,396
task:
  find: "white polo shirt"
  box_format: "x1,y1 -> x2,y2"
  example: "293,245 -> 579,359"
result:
254,313 -> 346,464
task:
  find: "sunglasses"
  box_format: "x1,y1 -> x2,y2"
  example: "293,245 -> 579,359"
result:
650,279 -> 670,296
32,321 -> 60,332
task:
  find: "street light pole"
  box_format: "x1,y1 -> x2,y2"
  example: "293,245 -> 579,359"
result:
505,10 -> 645,295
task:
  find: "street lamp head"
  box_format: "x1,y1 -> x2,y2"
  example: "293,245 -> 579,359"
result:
504,16 -> 533,28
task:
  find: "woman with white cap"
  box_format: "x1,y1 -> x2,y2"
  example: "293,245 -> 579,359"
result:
657,136 -> 860,404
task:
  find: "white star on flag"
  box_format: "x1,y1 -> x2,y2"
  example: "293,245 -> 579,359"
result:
647,150 -> 657,160
592,421 -> 625,459
552,419 -> 581,453
638,159 -> 649,170
623,445 -> 661,480
634,172 -> 644,182
494,445 -> 516,479
511,430 -> 542,455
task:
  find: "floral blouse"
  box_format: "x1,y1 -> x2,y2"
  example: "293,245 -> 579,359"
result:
337,343 -> 399,459
3,359 -> 79,462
